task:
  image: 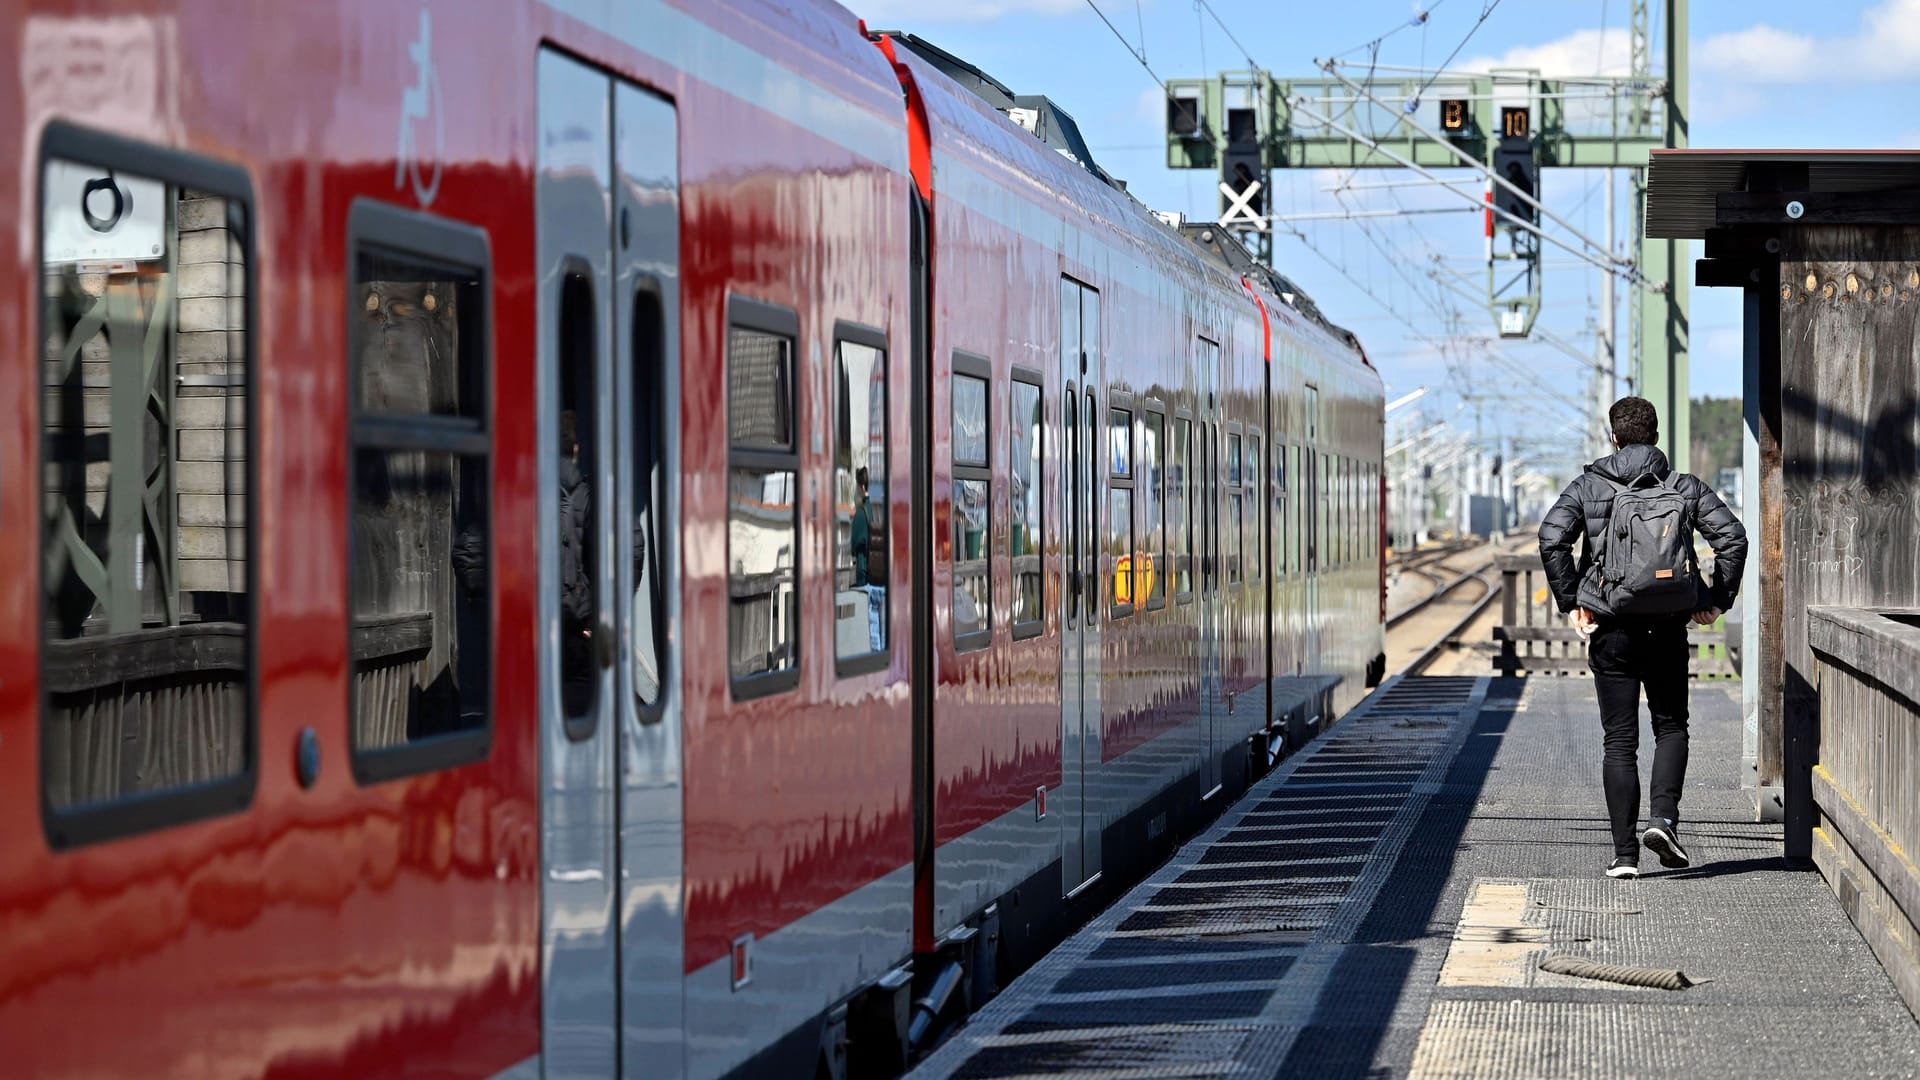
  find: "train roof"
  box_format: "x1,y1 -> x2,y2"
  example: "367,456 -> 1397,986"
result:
878,30 -> 1365,359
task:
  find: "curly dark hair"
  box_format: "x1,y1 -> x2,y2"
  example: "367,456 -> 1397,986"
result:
1609,396 -> 1659,446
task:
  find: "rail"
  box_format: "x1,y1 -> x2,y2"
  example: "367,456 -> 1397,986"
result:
1401,566 -> 1500,676
1491,553 -> 1736,678
1807,606 -> 1920,1018
1387,539 -> 1533,676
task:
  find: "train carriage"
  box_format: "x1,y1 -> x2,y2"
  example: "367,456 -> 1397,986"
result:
0,0 -> 1383,1077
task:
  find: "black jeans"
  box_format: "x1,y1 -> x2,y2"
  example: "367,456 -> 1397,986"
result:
1588,618 -> 1690,857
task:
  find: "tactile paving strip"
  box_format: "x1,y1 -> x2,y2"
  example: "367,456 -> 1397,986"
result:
908,674 -> 1491,1079
1407,1001 -> 1920,1080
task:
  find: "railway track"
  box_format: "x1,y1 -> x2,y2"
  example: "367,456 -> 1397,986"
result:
1385,536 -> 1527,677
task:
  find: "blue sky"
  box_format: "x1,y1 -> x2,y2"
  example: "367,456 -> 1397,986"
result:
856,0 -> 1914,467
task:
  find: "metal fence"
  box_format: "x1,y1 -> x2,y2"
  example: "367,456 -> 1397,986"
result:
1492,553 -> 1737,678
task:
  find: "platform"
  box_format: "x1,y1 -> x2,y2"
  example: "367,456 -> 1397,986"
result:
910,675 -> 1920,1078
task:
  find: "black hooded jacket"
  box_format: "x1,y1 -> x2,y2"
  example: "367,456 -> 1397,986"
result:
1537,443 -> 1748,617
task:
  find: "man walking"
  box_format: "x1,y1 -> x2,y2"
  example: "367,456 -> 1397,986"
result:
1538,397 -> 1748,879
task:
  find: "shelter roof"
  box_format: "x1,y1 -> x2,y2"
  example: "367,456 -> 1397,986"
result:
1646,149 -> 1920,238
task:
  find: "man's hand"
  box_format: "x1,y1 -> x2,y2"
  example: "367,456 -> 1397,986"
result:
1570,607 -> 1598,636
1692,606 -> 1723,626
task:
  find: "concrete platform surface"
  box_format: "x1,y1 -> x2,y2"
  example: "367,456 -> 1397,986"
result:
910,675 -> 1920,1079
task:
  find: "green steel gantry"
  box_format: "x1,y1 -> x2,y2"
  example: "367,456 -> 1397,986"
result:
1164,0 -> 1692,469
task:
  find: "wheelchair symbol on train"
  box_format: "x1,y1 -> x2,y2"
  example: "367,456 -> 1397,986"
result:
395,8 -> 445,207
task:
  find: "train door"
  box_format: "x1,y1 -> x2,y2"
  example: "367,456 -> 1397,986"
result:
1303,384 -> 1321,719
1060,277 -> 1103,896
1197,339 -> 1223,798
538,50 -> 685,1078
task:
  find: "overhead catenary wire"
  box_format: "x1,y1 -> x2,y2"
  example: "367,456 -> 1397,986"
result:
1286,96 -> 1651,289
1333,0 -> 1448,60
1287,226 -> 1580,454
1329,59 -> 1656,87
1408,0 -> 1508,108
1283,227 -> 1456,350
1336,190 -> 1463,320
1082,0 -> 1202,130
1195,0 -> 1259,70
1210,4 -> 1592,462
1318,63 -> 1646,280
1276,206 -> 1481,223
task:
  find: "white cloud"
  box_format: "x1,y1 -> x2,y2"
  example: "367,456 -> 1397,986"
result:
1460,27 -> 1633,78
1449,28 -> 1637,135
854,0 -> 1087,24
1697,25 -> 1819,83
1698,0 -> 1920,84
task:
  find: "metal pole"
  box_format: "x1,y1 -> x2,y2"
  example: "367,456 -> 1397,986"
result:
1598,169 -> 1616,460
1636,0 -> 1689,470
1271,206 -> 1481,223
1386,386 -> 1429,413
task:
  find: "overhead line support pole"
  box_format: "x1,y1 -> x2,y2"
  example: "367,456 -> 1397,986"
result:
1638,0 -> 1690,471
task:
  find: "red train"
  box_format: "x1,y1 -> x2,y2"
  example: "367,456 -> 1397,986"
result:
0,1 -> 1385,1076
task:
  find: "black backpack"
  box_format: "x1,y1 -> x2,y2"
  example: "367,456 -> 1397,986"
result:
1597,471 -> 1699,615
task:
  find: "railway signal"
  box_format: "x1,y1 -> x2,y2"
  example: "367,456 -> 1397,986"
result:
1491,109 -> 1537,227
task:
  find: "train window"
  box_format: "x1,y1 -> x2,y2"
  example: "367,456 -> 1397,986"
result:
834,327 -> 889,670
1142,409 -> 1166,609
1108,407 -> 1133,477
1331,455 -> 1341,567
1275,441 -> 1288,576
1197,425 -> 1212,593
1317,452 -> 1329,570
1011,375 -> 1044,638
952,359 -> 992,650
1064,386 -> 1079,622
631,288 -> 668,709
1172,415 -> 1193,599
1344,453 -> 1359,564
553,269 -> 600,731
1108,406 -> 1134,618
1374,465 -> 1382,556
1085,387 -> 1099,625
1329,456 -> 1340,566
38,138 -> 258,844
1293,444 -> 1304,574
1347,458 -> 1356,564
1353,461 -> 1362,561
1363,464 -> 1372,559
1354,461 -> 1363,561
1249,433 -> 1263,582
1226,432 -> 1244,585
348,202 -> 493,781
727,299 -> 801,697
